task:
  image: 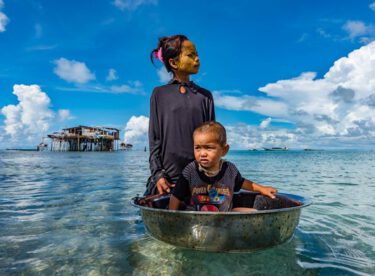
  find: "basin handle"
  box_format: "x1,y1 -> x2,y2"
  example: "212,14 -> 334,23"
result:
134,193 -> 171,207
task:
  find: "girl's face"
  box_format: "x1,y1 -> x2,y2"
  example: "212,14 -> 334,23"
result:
171,40 -> 200,75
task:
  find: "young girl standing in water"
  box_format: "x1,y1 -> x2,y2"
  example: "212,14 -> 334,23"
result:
146,34 -> 215,195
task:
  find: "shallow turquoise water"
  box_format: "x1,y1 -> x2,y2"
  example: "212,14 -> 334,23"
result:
0,150 -> 374,275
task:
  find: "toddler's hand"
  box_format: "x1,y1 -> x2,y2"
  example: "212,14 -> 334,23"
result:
156,177 -> 175,194
260,186 -> 277,199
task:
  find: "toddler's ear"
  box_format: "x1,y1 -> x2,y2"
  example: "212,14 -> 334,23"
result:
223,144 -> 230,156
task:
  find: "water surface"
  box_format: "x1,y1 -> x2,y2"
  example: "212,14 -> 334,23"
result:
0,150 -> 374,275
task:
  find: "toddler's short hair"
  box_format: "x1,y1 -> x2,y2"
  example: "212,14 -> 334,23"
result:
193,121 -> 227,146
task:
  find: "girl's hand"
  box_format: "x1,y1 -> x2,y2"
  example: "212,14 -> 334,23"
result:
156,177 -> 175,194
259,186 -> 277,199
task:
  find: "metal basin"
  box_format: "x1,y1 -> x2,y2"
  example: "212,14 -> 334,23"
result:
132,192 -> 311,252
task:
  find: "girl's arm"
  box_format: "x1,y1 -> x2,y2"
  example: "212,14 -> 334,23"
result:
242,179 -> 277,199
149,91 -> 173,194
149,91 -> 163,180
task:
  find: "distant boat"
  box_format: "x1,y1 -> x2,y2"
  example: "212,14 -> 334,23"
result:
263,147 -> 289,151
120,142 -> 133,150
37,137 -> 49,151
37,143 -> 48,151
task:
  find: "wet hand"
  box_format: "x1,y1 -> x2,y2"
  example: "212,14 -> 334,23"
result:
156,177 -> 175,194
260,186 -> 277,199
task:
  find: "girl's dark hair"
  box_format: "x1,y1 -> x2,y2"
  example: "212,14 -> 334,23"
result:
150,34 -> 189,73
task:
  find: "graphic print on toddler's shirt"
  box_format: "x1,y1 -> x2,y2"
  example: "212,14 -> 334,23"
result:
191,184 -> 231,211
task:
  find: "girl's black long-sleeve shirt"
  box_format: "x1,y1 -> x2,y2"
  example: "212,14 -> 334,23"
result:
149,80 -> 215,186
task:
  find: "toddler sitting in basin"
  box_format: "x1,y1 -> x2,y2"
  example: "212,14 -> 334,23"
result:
169,121 -> 277,212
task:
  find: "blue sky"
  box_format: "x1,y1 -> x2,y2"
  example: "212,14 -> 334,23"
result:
1,0 -> 375,149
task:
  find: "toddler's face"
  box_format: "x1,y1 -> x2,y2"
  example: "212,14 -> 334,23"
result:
193,132 -> 228,171
175,40 -> 200,75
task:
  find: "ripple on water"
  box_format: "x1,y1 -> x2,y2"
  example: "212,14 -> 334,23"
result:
1,150 -> 375,275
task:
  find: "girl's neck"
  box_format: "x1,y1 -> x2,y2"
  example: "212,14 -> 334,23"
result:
173,72 -> 190,83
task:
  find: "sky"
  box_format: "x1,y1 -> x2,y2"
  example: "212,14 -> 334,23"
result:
1,0 -> 375,149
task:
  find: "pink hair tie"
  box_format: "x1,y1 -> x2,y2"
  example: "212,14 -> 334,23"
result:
154,47 -> 164,63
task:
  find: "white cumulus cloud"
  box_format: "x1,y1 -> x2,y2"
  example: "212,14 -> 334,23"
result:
214,91 -> 289,117
226,121 -> 375,150
342,20 -> 375,43
113,0 -> 157,11
56,80 -> 145,94
124,115 -> 149,146
370,2 -> 375,11
215,42 -> 375,148
111,80 -> 144,94
58,109 -> 74,121
0,85 -> 72,148
260,118 -> 272,129
106,68 -> 118,81
0,0 -> 9,32
226,124 -> 298,150
53,58 -> 95,84
343,20 -> 368,39
157,67 -> 171,83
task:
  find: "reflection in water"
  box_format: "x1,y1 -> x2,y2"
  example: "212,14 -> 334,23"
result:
127,235 -> 313,275
0,150 -> 375,275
